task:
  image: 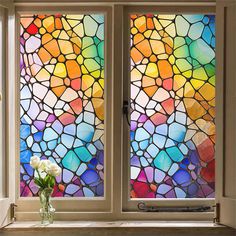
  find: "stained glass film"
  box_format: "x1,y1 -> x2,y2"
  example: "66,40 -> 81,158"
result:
130,14 -> 215,198
20,14 -> 105,197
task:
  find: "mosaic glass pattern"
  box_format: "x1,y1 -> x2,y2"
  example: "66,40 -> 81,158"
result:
20,14 -> 105,197
130,14 -> 215,198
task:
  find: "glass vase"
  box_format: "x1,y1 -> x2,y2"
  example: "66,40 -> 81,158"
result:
39,188 -> 55,225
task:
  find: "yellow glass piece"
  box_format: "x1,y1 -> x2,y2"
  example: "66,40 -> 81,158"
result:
159,19 -> 172,27
85,87 -> 92,97
209,98 -> 215,106
81,65 -> 88,74
142,76 -> 155,87
153,18 -> 162,31
199,83 -> 215,101
131,68 -> 142,82
191,79 -> 204,90
68,19 -> 79,27
131,27 -> 138,35
43,16 -> 55,32
77,55 -> 84,65
165,23 -> 176,37
66,15 -> 84,20
65,54 -> 77,60
184,82 -> 195,97
146,63 -> 159,78
73,23 -> 84,37
134,16 -> 146,33
54,63 -> 67,78
58,40 -> 73,55
173,75 -> 186,91
142,58 -> 149,64
150,30 -> 161,40
99,79 -> 104,89
51,76 -> 64,87
173,65 -> 180,74
182,70 -> 192,78
92,98 -> 104,120
93,82 -> 103,98
169,55 -> 175,65
39,27 -> 46,34
71,37 -> 81,48
59,30 -> 70,40
196,119 -> 215,136
157,54 -> 168,60
150,40 -> 165,55
52,30 -> 60,38
82,75 -> 94,91
35,68 -> 50,81
193,67 -> 208,81
158,15 -> 175,20
144,30 -> 152,38
176,88 -> 184,97
91,70 -> 101,79
184,98 -> 206,120
61,17 -> 71,31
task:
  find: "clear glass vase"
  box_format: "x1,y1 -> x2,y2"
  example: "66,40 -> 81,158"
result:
39,188 -> 55,225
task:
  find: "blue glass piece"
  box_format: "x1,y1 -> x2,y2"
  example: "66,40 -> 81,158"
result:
20,124 -> 31,139
76,122 -> 94,142
33,132 -> 43,142
20,150 -> 32,163
81,169 -> 99,185
173,169 -> 191,185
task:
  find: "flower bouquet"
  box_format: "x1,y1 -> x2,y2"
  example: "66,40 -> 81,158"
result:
30,156 -> 61,225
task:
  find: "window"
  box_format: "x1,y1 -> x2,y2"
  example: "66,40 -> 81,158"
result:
14,6 -> 112,218
129,14 -> 216,199
1,2 -> 221,223
122,6 -> 216,213
20,14 -> 105,198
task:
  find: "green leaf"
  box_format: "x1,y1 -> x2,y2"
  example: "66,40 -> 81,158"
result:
44,175 -> 50,187
49,177 -> 55,188
34,177 -> 44,188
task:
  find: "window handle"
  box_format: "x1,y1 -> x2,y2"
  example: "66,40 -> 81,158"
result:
123,100 -> 130,126
137,202 -> 212,212
0,93 -> 2,101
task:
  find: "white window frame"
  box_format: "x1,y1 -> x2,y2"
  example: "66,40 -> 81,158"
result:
3,0 -> 218,222
122,5 -> 216,215
11,4 -> 113,221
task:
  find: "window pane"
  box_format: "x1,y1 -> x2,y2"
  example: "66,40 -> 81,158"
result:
20,14 -> 105,197
130,14 -> 215,198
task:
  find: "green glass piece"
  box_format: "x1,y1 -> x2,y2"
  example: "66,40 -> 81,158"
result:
62,150 -> 81,172
75,147 -> 92,162
154,151 -> 172,172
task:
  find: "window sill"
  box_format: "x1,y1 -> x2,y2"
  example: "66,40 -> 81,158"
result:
4,221 -> 223,230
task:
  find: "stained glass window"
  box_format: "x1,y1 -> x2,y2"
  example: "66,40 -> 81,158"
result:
130,14 -> 215,198
20,14 -> 105,197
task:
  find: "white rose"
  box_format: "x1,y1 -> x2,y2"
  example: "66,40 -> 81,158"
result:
38,159 -> 51,172
48,163 -> 62,177
30,155 -> 40,169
